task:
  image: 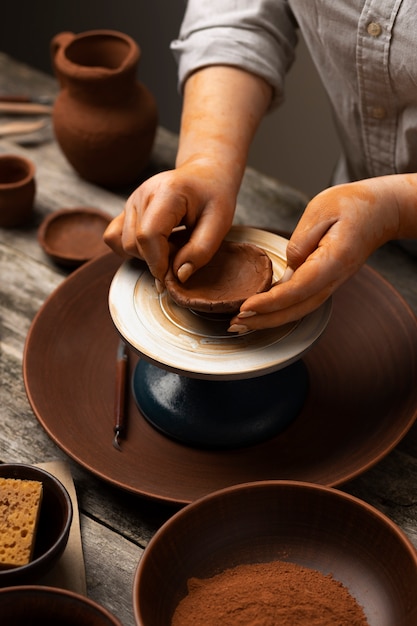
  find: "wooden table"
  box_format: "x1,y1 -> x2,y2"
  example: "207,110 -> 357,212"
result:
1,53 -> 417,625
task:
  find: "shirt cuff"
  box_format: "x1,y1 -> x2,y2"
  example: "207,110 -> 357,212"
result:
171,26 -> 296,109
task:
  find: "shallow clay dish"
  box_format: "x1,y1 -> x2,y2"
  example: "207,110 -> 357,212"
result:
165,240 -> 273,313
133,481 -> 417,625
0,464 -> 72,586
0,585 -> 122,625
38,207 -> 112,267
22,244 -> 417,504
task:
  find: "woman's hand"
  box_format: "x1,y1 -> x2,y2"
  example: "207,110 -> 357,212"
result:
104,158 -> 236,287
229,175 -> 417,332
104,64 -> 273,289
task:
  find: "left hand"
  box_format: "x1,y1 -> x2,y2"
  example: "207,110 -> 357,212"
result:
228,178 -> 402,332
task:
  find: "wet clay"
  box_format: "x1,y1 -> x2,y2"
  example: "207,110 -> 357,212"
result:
171,560 -> 369,626
165,241 -> 273,313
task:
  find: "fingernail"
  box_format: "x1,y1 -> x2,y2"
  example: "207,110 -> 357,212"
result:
177,262 -> 194,282
238,310 -> 256,319
155,278 -> 164,293
227,324 -> 248,334
279,266 -> 294,283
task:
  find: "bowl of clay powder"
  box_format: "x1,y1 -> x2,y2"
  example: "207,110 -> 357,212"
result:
133,480 -> 417,626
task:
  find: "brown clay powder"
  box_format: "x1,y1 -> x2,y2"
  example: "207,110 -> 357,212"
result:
171,560 -> 369,626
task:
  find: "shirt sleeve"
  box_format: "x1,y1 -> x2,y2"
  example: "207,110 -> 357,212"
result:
170,0 -> 299,108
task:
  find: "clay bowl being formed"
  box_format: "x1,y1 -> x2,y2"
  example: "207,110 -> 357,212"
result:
165,240 -> 273,314
133,480 -> 417,625
38,207 -> 112,267
0,585 -> 122,625
0,464 -> 72,587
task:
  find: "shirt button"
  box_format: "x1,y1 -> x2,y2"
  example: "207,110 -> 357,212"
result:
371,106 -> 386,119
367,22 -> 382,37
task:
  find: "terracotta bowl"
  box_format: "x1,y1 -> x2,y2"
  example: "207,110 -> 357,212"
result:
0,154 -> 36,228
165,240 -> 273,314
0,585 -> 122,625
0,464 -> 72,587
133,481 -> 417,625
38,207 -> 112,267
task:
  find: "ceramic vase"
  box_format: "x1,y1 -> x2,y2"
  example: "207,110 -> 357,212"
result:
51,29 -> 158,187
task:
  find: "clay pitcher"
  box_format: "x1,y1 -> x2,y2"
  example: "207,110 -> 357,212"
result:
51,30 -> 158,187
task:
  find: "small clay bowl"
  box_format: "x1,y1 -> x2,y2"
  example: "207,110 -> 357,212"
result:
0,154 -> 36,228
0,463 -> 73,587
133,480 -> 417,625
38,207 -> 112,267
0,585 -> 122,625
165,240 -> 273,314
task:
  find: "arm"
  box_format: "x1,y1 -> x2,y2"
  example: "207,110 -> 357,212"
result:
104,65 -> 272,286
229,174 -> 417,332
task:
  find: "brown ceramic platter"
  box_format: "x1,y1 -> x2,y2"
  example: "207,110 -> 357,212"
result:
24,248 -> 417,505
38,207 -> 112,267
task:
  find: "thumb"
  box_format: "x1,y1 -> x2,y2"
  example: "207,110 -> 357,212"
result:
286,216 -> 337,271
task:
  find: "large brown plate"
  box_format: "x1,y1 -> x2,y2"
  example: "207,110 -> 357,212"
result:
23,252 -> 417,505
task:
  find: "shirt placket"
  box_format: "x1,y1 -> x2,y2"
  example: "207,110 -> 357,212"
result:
356,0 -> 403,177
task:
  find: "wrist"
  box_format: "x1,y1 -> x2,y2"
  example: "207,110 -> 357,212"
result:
175,154 -> 244,198
361,174 -> 417,243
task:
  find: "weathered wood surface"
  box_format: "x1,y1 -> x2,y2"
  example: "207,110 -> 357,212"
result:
1,52 -> 417,625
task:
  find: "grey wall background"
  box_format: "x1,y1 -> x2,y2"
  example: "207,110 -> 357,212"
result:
1,1 -> 340,198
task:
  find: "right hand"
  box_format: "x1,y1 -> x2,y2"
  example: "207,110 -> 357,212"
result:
105,66 -> 273,286
103,157 -> 237,286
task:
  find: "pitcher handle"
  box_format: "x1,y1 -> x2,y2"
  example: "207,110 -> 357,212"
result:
50,31 -> 75,58
50,32 -> 75,85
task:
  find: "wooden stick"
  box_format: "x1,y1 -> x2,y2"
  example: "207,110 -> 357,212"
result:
0,120 -> 47,136
0,102 -> 52,115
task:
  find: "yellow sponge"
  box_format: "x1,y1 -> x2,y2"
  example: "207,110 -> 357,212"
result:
0,477 -> 43,568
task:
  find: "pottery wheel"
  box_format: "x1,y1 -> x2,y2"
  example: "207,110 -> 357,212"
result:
108,226 -> 332,380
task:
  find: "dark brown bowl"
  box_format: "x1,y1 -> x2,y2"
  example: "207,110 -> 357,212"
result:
0,464 -> 72,586
0,585 -> 122,625
38,207 -> 112,267
165,240 -> 273,313
133,480 -> 417,626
